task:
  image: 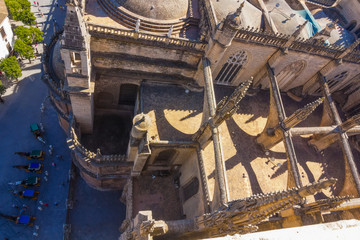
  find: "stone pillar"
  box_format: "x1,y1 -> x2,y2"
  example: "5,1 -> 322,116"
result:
128,113 -> 152,176
195,4 -> 245,86
61,2 -> 93,133
257,98 -> 323,150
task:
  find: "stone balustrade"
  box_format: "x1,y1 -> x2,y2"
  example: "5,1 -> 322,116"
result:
43,29 -> 70,101
305,0 -> 338,8
97,0 -> 187,34
234,27 -> 360,63
87,23 -> 206,51
68,118 -> 128,164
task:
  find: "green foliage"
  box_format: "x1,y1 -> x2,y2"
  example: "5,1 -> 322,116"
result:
4,0 -> 36,25
29,27 -> 43,43
0,81 -> 6,96
14,39 -> 35,61
20,10 -> 36,26
15,26 -> 44,45
0,57 -> 22,80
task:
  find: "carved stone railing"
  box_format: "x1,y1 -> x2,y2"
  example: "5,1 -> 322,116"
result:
305,0 -> 339,8
42,29 -> 70,101
234,27 -> 360,63
67,117 -> 128,164
87,23 -> 206,51
97,0 -> 187,34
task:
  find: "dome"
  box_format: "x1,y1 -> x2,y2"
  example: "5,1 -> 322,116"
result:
119,0 -> 189,20
51,40 -> 65,81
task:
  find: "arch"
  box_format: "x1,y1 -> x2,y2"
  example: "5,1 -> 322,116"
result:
97,92 -> 114,106
118,84 -> 138,106
346,20 -> 357,32
215,51 -> 248,85
153,149 -> 177,165
276,60 -> 306,90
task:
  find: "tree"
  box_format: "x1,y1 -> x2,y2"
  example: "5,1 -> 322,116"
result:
0,57 -> 22,81
15,26 -> 43,45
0,81 -> 6,103
19,10 -> 36,26
4,0 -> 36,25
14,39 -> 35,63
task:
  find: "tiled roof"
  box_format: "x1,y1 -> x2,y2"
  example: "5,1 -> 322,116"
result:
0,0 -> 9,25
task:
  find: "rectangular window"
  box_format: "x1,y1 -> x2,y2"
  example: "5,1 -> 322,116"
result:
70,52 -> 81,65
6,43 -> 11,52
0,27 -> 6,39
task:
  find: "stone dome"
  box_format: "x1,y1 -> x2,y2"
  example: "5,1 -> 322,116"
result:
118,0 -> 189,20
51,40 -> 65,81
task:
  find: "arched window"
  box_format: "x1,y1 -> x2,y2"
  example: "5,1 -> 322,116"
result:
153,149 -> 177,165
346,21 -> 357,32
314,71 -> 348,94
276,60 -> 306,89
215,51 -> 248,85
182,177 -> 199,202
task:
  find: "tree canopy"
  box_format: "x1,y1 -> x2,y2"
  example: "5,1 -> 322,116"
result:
0,56 -> 22,80
15,26 -> 44,45
14,39 -> 35,62
4,0 -> 36,25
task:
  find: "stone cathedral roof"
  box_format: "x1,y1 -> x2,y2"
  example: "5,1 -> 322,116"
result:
210,0 -> 263,29
0,0 -> 9,25
117,0 -> 189,20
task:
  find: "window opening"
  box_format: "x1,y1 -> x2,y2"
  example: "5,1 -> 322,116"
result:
215,51 -> 247,85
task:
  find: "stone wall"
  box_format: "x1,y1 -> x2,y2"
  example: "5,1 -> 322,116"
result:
67,119 -> 133,190
213,37 -> 360,97
337,0 -> 360,32
179,150 -> 206,219
146,145 -> 196,167
90,36 -> 203,82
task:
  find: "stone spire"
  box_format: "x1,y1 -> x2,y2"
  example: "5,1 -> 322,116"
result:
193,78 -> 253,142
120,178 -> 337,239
213,78 -> 253,125
258,97 -> 323,149
284,97 -> 324,128
225,1 -> 245,29
282,20 -> 309,51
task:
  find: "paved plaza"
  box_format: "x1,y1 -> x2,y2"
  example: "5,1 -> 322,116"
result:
0,0 -> 125,239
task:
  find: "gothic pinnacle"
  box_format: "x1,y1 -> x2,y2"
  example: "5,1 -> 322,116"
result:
298,178 -> 337,197
285,97 -> 324,126
214,78 -> 253,124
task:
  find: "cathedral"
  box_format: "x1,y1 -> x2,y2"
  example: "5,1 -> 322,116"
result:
45,0 -> 360,239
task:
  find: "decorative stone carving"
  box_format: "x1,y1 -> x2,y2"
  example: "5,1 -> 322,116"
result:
215,51 -> 248,85
277,60 -> 306,90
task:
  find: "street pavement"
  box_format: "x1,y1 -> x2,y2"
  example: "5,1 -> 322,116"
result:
0,0 -> 69,239
0,1 -> 126,239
